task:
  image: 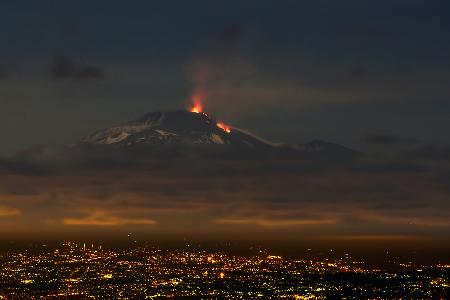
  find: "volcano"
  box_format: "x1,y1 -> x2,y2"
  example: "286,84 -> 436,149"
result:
13,109 -> 359,164
81,110 -> 275,149
78,109 -> 359,159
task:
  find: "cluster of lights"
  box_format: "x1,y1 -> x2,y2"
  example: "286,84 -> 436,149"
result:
0,242 -> 449,299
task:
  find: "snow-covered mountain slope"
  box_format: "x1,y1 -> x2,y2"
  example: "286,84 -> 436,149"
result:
80,110 -> 274,149
77,109 -> 360,159
12,110 -> 359,164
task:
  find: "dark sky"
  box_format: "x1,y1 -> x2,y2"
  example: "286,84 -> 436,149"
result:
1,1 -> 450,249
1,0 -> 450,155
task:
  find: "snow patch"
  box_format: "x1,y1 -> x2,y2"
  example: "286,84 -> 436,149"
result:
82,124 -> 153,144
210,134 -> 224,144
155,129 -> 177,137
103,132 -> 130,144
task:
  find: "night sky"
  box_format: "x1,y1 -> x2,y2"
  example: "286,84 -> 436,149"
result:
1,1 -> 450,250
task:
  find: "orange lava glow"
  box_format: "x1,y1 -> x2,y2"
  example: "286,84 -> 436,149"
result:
190,96 -> 203,113
217,122 -> 231,133
190,103 -> 202,113
189,94 -> 231,133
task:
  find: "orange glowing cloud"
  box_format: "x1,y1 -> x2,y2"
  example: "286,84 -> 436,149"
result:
215,217 -> 337,227
63,210 -> 156,226
0,205 -> 21,217
332,234 -> 420,241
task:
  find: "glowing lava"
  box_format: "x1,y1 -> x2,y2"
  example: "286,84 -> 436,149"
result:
217,122 -> 231,133
189,96 -> 231,133
190,96 -> 203,113
191,104 -> 202,113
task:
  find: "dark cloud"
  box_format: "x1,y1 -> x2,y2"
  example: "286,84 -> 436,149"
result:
50,55 -> 76,78
397,64 -> 414,74
1,142 -> 449,241
435,170 -> 450,194
365,134 -> 418,145
336,23 -> 394,39
214,25 -> 245,44
76,66 -> 104,79
50,55 -> 105,80
349,66 -> 367,78
59,18 -> 80,38
0,65 -> 6,78
0,181 -> 39,196
349,161 -> 428,173
403,144 -> 450,161
0,157 -> 48,176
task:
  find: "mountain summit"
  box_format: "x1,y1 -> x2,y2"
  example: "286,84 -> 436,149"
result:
78,109 -> 359,159
81,110 -> 275,149
12,109 -> 359,164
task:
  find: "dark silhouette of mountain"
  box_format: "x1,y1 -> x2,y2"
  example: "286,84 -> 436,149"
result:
80,110 -> 275,149
12,110 -> 360,164
79,109 -> 359,158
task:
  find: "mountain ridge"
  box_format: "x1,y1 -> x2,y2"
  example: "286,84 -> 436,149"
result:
80,110 -> 275,149
10,109 -> 360,164
78,109 -> 360,159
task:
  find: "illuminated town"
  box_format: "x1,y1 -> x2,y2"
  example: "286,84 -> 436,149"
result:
0,242 -> 449,299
